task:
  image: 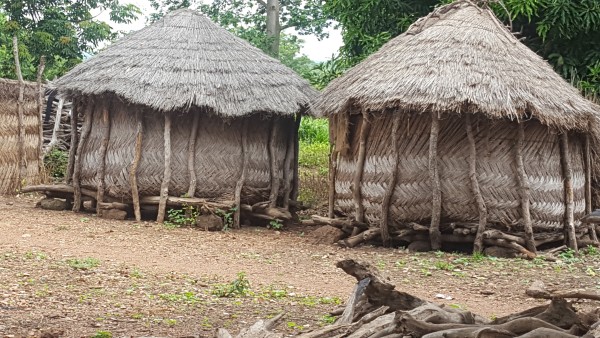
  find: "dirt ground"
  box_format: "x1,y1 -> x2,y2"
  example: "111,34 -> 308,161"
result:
1,194 -> 600,338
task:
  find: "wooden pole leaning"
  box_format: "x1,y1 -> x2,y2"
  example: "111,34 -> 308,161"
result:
36,56 -> 46,178
282,118 -> 295,209
291,114 -> 302,202
353,110 -> 371,223
429,112 -> 442,250
12,35 -> 26,189
66,100 -> 79,183
268,117 -> 280,208
380,114 -> 401,247
187,113 -> 200,198
233,120 -> 250,228
72,100 -> 93,212
559,132 -> 578,252
466,114 -> 488,254
157,113 -> 173,224
130,109 -> 144,221
96,105 -> 111,214
584,134 -> 598,242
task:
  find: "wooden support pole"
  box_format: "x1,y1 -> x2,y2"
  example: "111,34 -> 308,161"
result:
328,115 -> 338,218
157,113 -> 172,223
13,35 -> 26,190
66,100 -> 78,183
466,114 -> 488,254
585,134 -> 598,242
187,113 -> 200,198
429,112 -> 442,250
130,109 -> 144,221
515,122 -> 536,253
282,118 -> 295,209
47,98 -> 64,152
36,56 -> 45,178
268,117 -> 280,208
353,111 -> 371,223
380,114 -> 401,247
291,113 -> 302,201
72,100 -> 93,212
96,105 -> 111,214
233,120 -> 249,228
559,132 -> 578,252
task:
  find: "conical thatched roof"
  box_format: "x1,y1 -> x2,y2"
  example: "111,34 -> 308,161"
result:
313,0 -> 600,131
53,9 -> 317,117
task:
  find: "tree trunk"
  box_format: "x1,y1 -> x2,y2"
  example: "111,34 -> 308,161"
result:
466,114 -> 487,254
266,0 -> 281,56
157,113 -> 172,224
130,110 -> 144,221
12,35 -> 26,190
515,122 -> 537,253
429,112 -> 442,250
381,115 -> 401,246
559,132 -> 577,252
233,120 -> 250,228
187,113 -> 200,198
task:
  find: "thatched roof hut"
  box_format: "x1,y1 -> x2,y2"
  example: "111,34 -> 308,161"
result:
313,0 -> 600,253
0,78 -> 43,194
48,9 -> 317,225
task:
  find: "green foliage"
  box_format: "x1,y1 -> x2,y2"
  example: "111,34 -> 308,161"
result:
66,257 -> 101,270
298,117 -> 329,169
92,331 -> 112,338
165,205 -> 199,228
0,0 -> 141,81
43,148 -> 68,179
215,207 -> 236,231
212,272 -> 251,297
299,117 -> 329,144
268,219 -> 284,230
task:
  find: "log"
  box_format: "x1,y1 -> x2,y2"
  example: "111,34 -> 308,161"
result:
338,278 -> 371,325
282,118 -> 295,209
66,99 -> 78,183
584,134 -> 598,242
291,114 -> 302,201
311,215 -> 368,230
515,121 -> 536,253
482,229 -> 526,246
340,229 -> 382,248
251,201 -> 292,220
72,101 -> 93,212
96,105 -> 111,214
13,35 -> 26,189
559,132 -> 578,252
233,120 -> 249,228
268,118 -> 280,208
140,196 -> 234,210
429,112 -> 442,250
381,115 -> 401,246
157,113 -> 172,223
36,55 -> 45,177
465,114 -> 487,253
353,111 -> 371,223
130,110 -> 144,221
97,202 -> 130,211
187,113 -> 200,198
527,280 -> 600,301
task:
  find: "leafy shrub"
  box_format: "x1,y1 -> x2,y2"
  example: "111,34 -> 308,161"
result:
212,272 -> 251,298
298,117 -> 329,144
44,148 -> 68,179
298,141 -> 329,169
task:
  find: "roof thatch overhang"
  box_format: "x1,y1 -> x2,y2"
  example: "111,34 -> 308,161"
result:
313,0 -> 600,133
53,9 -> 317,118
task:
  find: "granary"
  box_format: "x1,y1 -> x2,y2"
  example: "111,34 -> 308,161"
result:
0,78 -> 43,194
312,0 -> 600,254
29,9 -> 317,226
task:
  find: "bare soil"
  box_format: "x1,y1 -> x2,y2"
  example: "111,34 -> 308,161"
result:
1,194 -> 599,337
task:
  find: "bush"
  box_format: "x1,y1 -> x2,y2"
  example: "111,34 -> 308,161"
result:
298,117 -> 329,144
44,148 -> 68,179
298,141 -> 329,169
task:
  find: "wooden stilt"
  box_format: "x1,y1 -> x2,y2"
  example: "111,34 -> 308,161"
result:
66,100 -> 78,183
466,114 -> 488,253
96,105 -> 111,214
13,35 -> 26,189
282,118 -> 295,209
328,116 -> 338,218
157,113 -> 172,223
353,110 -> 371,223
233,120 -> 249,228
187,113 -> 200,198
36,56 -> 45,178
291,114 -> 302,201
585,134 -> 598,242
380,114 -> 401,247
515,122 -> 536,253
268,117 -> 280,208
559,132 -> 578,252
72,100 -> 93,212
429,112 -> 442,250
130,109 -> 144,221
47,98 -> 65,152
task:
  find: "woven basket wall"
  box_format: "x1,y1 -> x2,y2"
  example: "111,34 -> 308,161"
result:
78,99 -> 295,204
333,112 -> 586,234
0,78 -> 41,194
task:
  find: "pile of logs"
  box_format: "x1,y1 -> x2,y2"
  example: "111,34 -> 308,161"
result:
305,215 -> 598,258
217,259 -> 600,338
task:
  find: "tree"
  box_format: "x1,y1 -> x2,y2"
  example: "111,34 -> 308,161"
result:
325,0 -> 600,95
0,0 -> 140,81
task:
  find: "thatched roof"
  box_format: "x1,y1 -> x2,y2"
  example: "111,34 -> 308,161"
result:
53,9 -> 317,117
313,0 -> 600,131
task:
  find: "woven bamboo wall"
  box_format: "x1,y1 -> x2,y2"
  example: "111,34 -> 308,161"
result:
0,78 -> 41,194
78,99 -> 294,204
333,112 -> 586,234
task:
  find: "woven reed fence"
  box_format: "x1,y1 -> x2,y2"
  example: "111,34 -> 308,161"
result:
0,78 -> 42,194
328,111 -> 591,252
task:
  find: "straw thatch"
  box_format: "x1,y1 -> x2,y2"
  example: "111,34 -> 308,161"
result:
53,9 -> 316,117
0,78 -> 42,194
316,0 -> 600,252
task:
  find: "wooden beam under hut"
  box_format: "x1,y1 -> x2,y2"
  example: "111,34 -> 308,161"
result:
282,118 -> 295,209
96,105 -> 111,214
429,112 -> 442,250
156,113 -> 172,223
585,133 -> 598,242
353,110 -> 371,223
36,56 -> 46,177
559,132 -> 578,252
187,113 -> 200,198
515,121 -> 536,253
233,120 -> 249,228
268,117 -> 280,208
466,114 -> 488,253
12,35 -> 26,189
72,100 -> 93,212
66,99 -> 78,183
291,113 -> 302,202
130,109 -> 144,221
380,114 -> 401,246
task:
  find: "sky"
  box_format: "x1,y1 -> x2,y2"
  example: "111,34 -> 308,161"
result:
97,0 -> 343,62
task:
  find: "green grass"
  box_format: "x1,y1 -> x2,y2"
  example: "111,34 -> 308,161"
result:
65,257 -> 101,270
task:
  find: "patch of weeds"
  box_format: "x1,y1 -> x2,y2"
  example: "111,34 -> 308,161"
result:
216,208 -> 236,231
376,260 -> 386,270
434,250 -> 445,258
420,268 -> 432,277
287,321 -> 305,331
452,271 -> 467,278
268,219 -> 284,230
434,261 -> 455,271
299,296 -> 341,307
159,291 -> 199,304
129,268 -> 143,279
212,272 -> 251,298
24,251 -> 47,260
91,331 -> 112,338
394,260 -> 406,268
165,204 -> 199,228
320,314 -> 336,325
163,318 -> 177,326
448,303 -> 465,310
584,245 -> 600,256
66,257 -> 100,270
131,313 -> 144,320
558,248 -> 580,264
201,317 -> 213,328
80,217 -> 90,223
471,252 -> 487,262
586,266 -> 597,277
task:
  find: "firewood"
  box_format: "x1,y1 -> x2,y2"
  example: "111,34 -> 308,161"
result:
340,229 -> 382,248
527,280 -> 600,301
311,215 -> 368,230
